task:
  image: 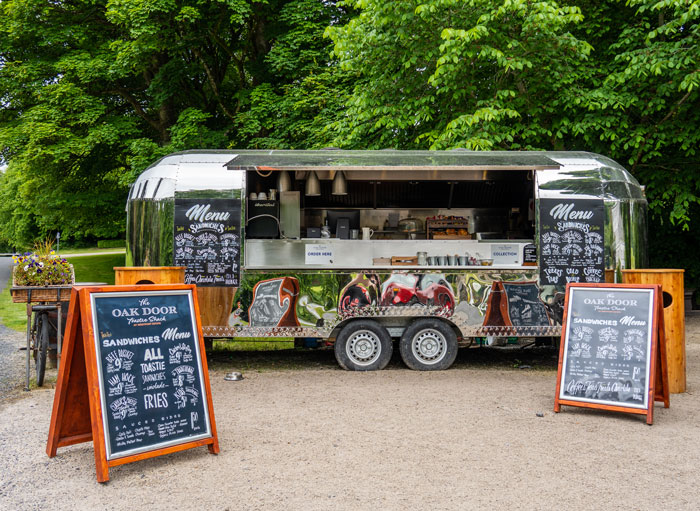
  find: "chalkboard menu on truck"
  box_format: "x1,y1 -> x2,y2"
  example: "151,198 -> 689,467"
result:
91,290 -> 212,459
558,286 -> 654,409
539,198 -> 605,287
502,282 -> 551,327
174,198 -> 241,287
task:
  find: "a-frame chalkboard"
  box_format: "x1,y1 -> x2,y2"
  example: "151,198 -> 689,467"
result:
47,284 -> 219,482
554,283 -> 669,424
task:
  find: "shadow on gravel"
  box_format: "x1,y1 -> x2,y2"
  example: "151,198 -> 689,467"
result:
207,344 -> 560,373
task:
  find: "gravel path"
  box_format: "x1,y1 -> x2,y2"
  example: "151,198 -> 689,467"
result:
0,256 -> 28,401
1,312 -> 699,509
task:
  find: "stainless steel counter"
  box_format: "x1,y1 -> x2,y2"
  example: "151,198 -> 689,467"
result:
244,238 -> 532,270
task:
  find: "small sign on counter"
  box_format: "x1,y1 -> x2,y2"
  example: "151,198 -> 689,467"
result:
305,244 -> 334,265
490,243 -> 521,265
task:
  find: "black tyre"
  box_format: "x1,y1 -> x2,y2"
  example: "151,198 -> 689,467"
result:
400,319 -> 458,371
334,320 -> 393,371
36,314 -> 49,386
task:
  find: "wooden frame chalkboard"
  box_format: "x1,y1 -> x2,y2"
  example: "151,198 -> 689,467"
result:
554,283 -> 669,424
47,284 -> 219,482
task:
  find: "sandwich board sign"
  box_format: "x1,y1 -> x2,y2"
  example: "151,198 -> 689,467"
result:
46,284 -> 219,482
554,283 -> 669,424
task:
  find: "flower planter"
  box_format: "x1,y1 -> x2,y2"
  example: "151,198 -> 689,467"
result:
11,264 -> 75,303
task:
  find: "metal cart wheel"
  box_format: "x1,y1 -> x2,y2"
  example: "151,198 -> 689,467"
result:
35,313 -> 49,386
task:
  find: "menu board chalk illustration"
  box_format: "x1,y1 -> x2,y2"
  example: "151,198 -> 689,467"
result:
559,287 -> 654,409
539,198 -> 605,287
92,290 -> 212,459
174,198 -> 240,287
502,283 -> 551,327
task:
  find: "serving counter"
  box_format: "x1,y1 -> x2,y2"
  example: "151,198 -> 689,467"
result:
244,239 -> 532,270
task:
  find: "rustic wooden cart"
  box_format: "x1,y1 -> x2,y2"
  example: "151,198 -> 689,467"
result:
11,267 -> 73,390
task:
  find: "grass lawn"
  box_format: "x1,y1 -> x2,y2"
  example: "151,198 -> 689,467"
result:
58,247 -> 125,256
1,253 -> 125,333
72,252 -> 124,284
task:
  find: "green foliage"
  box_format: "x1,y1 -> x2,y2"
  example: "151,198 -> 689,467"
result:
326,0 -> 592,150
566,0 -> 700,230
0,0 -> 350,249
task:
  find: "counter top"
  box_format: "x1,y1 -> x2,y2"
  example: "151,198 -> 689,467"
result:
244,238 -> 533,270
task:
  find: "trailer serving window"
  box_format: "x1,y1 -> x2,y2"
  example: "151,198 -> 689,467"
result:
234,150 -> 559,245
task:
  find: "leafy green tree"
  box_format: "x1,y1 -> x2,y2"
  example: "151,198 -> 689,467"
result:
326,0 -> 592,149
0,0 -> 348,248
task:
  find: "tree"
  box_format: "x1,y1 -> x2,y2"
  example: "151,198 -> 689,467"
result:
0,0 -> 348,248
326,0 -> 593,149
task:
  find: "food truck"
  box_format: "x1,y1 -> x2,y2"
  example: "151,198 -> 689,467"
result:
126,150 -> 647,371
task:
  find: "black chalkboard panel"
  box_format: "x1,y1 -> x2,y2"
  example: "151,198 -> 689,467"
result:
174,198 -> 241,287
91,290 -> 212,460
558,286 -> 654,409
502,282 -> 551,327
539,198 -> 605,287
523,243 -> 537,264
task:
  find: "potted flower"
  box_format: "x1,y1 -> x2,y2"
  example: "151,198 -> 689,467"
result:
11,240 -> 74,303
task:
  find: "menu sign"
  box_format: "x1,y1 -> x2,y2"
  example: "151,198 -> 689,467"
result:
539,199 -> 605,287
558,286 -> 654,409
502,283 -> 551,327
174,198 -> 240,287
91,290 -> 212,459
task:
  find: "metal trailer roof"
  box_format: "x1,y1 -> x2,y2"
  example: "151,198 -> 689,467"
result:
129,150 -> 644,202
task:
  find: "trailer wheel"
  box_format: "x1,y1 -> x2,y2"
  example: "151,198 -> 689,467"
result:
334,320 -> 392,371
400,319 -> 458,371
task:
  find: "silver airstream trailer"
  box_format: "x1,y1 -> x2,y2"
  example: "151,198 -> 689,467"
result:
126,150 -> 647,371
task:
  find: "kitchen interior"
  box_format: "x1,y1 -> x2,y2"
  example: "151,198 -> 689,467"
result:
244,167 -> 536,269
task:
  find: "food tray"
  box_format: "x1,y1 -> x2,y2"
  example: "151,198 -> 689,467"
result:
431,234 -> 473,240
391,256 -> 419,266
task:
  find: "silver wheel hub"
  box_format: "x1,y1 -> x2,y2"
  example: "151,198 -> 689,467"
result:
346,329 -> 381,366
412,329 -> 447,364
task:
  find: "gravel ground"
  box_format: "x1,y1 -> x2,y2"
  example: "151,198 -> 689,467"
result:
0,312 -> 699,510
0,256 -> 27,401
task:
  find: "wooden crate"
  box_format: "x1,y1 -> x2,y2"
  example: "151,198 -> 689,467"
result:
391,256 -> 418,266
431,234 -> 473,240
114,266 -> 185,285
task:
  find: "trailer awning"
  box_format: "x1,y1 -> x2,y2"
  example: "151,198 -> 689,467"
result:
225,150 -> 560,172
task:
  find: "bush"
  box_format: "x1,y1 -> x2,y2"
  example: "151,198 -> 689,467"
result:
97,239 -> 126,248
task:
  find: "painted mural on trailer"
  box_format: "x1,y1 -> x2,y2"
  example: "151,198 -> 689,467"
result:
226,270 -> 557,334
